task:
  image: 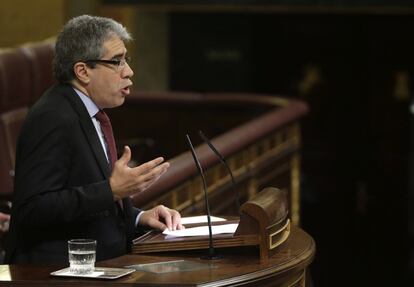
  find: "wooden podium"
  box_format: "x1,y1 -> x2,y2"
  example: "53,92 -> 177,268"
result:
132,187 -> 291,261
0,187 -> 315,286
0,226 -> 314,286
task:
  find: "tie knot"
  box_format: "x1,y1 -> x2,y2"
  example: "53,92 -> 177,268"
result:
95,110 -> 110,124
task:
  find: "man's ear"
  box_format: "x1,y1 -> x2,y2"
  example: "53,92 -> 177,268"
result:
73,62 -> 90,84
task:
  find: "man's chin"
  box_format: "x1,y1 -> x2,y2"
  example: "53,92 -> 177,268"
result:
115,97 -> 126,107
105,97 -> 125,109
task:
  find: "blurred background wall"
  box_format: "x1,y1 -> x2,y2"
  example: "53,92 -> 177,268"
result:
0,0 -> 65,47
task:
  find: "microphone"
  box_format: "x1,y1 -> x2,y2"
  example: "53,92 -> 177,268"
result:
198,130 -> 241,215
186,134 -> 221,260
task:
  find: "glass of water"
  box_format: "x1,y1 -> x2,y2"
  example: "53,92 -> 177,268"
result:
68,239 -> 96,275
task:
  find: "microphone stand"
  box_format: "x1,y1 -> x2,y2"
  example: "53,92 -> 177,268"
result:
186,134 -> 222,260
199,130 -> 241,215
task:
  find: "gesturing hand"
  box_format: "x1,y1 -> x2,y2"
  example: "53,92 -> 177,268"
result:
109,146 -> 170,200
138,205 -> 184,231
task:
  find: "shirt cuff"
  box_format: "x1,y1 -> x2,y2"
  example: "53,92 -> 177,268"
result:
135,210 -> 144,227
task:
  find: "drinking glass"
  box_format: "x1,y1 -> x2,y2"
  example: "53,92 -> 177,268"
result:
68,239 -> 96,274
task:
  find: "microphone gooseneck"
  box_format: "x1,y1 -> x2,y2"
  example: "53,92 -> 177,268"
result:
186,134 -> 221,260
198,130 -> 241,215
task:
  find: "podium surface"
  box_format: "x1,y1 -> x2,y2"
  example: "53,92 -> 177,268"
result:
0,226 -> 314,286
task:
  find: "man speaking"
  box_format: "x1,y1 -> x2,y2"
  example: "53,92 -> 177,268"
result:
6,15 -> 183,264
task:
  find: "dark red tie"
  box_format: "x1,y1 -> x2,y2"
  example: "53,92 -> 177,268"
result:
95,110 -> 117,169
95,110 -> 123,210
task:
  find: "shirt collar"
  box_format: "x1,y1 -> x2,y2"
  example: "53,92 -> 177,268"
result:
73,88 -> 100,117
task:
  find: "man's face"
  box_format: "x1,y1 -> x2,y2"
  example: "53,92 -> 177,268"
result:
86,36 -> 134,109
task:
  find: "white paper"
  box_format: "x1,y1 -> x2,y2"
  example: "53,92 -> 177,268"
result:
180,215 -> 226,225
163,223 -> 238,238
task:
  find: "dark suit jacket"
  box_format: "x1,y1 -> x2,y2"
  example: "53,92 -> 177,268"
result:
5,84 -> 141,264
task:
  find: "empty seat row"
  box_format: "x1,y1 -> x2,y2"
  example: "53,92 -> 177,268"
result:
0,39 -> 55,198
0,107 -> 28,199
0,39 -> 55,112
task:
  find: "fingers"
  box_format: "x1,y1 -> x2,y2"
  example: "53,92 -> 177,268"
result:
135,157 -> 167,175
156,205 -> 182,231
118,146 -> 131,165
132,160 -> 170,186
139,206 -> 183,232
110,154 -> 170,199
147,218 -> 167,231
138,210 -> 167,231
170,210 -> 182,231
141,163 -> 169,184
153,205 -> 172,231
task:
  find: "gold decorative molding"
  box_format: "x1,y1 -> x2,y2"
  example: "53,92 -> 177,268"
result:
142,123 -> 303,224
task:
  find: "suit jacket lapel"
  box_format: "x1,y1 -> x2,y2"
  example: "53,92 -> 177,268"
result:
60,84 -> 111,178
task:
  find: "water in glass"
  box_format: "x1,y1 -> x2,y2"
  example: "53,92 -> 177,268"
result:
68,239 -> 96,275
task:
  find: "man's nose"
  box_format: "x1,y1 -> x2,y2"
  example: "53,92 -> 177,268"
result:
122,62 -> 134,78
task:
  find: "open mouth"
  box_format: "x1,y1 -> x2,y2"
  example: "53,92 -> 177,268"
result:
121,83 -> 132,95
121,86 -> 130,95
